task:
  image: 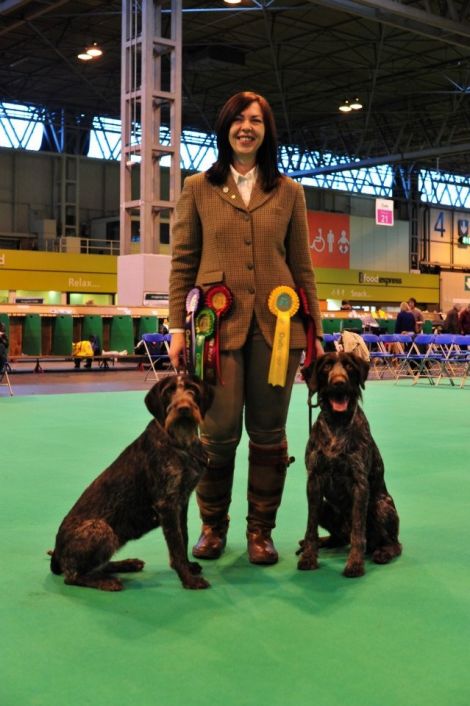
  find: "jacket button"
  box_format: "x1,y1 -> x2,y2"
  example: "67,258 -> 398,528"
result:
243,214 -> 250,221
245,239 -> 252,245
248,287 -> 255,294
247,263 -> 254,270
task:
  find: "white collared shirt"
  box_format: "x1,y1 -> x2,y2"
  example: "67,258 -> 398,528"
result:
230,165 -> 258,206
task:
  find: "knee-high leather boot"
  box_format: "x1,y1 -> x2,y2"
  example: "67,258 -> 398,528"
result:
192,458 -> 235,560
246,440 -> 293,565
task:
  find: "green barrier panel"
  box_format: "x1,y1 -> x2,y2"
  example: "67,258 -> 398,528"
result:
52,315 -> 73,355
109,315 -> 134,353
22,314 -> 42,355
82,315 -> 103,352
322,318 -> 342,334
342,318 -> 363,333
0,313 -> 9,337
138,315 -> 158,338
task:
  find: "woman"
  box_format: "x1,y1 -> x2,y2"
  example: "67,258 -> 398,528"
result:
168,92 -> 323,565
394,301 -> 416,334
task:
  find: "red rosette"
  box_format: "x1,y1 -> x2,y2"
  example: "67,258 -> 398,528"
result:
205,285 -> 233,318
205,285 -> 233,384
297,287 -> 317,372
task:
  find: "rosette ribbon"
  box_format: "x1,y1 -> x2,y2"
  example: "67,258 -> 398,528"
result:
185,287 -> 202,373
194,308 -> 216,380
268,286 -> 299,387
297,287 -> 317,370
205,285 -> 233,384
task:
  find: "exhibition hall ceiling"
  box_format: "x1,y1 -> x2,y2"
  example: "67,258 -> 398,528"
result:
1,0 -> 470,175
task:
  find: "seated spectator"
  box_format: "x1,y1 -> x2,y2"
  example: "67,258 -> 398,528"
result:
395,301 -> 416,334
73,336 -> 95,369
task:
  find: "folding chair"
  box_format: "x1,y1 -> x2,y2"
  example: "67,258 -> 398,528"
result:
432,334 -> 459,385
140,333 -> 174,381
0,362 -> 14,396
395,334 -> 445,385
452,335 -> 470,387
363,333 -> 395,379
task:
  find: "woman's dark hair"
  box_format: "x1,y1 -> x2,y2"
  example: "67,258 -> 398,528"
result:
206,91 -> 282,192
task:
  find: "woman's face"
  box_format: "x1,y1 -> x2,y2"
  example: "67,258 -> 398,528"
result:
228,101 -> 265,166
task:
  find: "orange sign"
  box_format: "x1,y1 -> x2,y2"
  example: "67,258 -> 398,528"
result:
307,211 -> 350,269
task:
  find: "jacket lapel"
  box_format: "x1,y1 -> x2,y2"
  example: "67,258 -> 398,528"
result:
211,173 -> 276,212
247,179 -> 275,212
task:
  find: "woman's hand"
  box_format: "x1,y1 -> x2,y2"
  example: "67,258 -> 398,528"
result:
169,331 -> 186,370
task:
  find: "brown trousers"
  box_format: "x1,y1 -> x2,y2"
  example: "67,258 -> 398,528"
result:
200,319 -> 302,465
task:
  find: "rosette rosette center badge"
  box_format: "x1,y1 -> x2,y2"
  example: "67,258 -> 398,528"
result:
268,286 -> 299,387
205,285 -> 233,384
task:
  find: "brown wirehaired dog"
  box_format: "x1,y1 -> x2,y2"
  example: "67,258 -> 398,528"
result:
49,374 -> 214,591
297,352 -> 402,578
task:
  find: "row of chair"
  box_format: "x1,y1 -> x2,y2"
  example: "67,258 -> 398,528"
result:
324,332 -> 470,387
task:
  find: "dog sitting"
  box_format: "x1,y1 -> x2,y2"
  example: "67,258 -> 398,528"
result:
297,352 -> 402,578
49,374 -> 214,591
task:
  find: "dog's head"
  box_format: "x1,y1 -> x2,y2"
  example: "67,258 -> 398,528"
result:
302,352 -> 369,418
145,374 -> 214,446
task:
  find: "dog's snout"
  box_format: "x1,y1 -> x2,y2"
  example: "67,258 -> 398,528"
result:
328,362 -> 348,385
177,404 -> 192,416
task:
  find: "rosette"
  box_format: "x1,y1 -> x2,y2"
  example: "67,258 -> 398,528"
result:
297,287 -> 317,372
194,307 -> 216,380
205,285 -> 233,384
267,286 -> 299,387
185,287 -> 202,373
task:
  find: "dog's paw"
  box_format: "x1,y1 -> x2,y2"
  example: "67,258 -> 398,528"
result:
297,554 -> 319,571
343,562 -> 365,578
188,561 -> 203,575
372,544 -> 402,564
183,575 -> 211,590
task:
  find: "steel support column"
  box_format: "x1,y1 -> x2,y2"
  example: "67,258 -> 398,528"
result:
120,0 -> 182,255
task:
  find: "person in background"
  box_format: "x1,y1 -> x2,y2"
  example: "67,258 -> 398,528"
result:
459,303 -> 470,334
442,303 -> 462,334
408,297 -> 424,332
395,301 -> 416,334
168,91 -> 324,566
0,322 -> 9,372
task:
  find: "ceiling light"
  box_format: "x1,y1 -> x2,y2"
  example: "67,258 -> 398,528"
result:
350,98 -> 363,110
77,51 -> 93,62
339,100 -> 352,113
86,42 -> 103,58
223,0 -> 243,4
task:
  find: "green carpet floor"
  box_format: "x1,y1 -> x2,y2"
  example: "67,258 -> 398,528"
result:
1,382 -> 469,706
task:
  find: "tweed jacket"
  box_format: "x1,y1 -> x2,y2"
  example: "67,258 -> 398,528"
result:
169,171 -> 323,351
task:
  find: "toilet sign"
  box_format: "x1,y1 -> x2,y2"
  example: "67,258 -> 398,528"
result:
375,199 -> 394,227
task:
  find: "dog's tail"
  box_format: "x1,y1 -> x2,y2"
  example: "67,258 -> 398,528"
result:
47,549 -> 62,575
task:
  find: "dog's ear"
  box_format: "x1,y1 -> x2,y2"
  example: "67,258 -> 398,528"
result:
144,378 -> 169,423
199,379 -> 215,418
188,374 -> 214,418
354,355 -> 370,389
301,357 -> 324,395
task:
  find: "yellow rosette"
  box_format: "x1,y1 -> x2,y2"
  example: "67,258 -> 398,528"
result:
268,286 -> 299,387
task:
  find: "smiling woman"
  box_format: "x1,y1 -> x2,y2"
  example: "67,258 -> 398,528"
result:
168,90 -> 324,567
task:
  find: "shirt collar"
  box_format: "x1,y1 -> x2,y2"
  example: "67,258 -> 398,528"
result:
230,164 -> 258,184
